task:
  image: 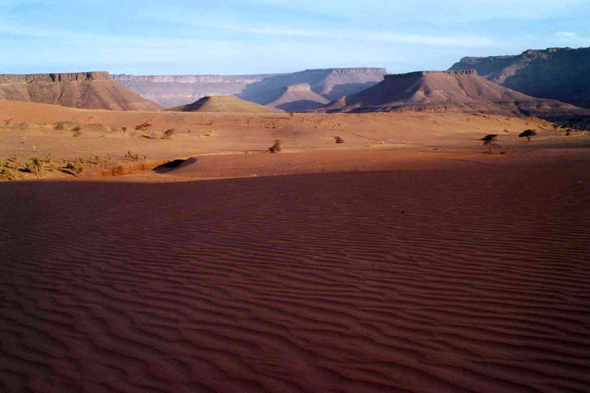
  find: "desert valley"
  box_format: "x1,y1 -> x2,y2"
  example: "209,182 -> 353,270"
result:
1,38 -> 590,393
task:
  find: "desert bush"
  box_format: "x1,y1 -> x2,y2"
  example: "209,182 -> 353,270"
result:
519,129 -> 537,142
269,140 -> 282,153
125,150 -> 140,161
65,159 -> 85,176
24,157 -> 43,177
135,122 -> 152,131
72,126 -> 82,137
0,166 -> 16,181
335,136 -> 344,144
122,126 -> 127,132
11,155 -> 21,171
161,129 -> 175,139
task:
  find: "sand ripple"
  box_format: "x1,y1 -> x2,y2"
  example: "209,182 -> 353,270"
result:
1,161 -> 590,392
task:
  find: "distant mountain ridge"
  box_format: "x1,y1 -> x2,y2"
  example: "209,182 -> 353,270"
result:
237,68 -> 387,110
320,70 -> 589,118
113,68 -> 387,110
0,71 -> 162,111
112,73 -> 279,108
449,47 -> 590,108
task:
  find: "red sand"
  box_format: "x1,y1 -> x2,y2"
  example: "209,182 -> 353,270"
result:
1,152 -> 590,392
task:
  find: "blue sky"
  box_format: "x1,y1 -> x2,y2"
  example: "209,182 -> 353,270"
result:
1,0 -> 589,75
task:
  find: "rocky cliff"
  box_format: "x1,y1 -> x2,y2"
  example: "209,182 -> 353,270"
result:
0,71 -> 111,84
449,47 -> 590,108
0,71 -> 162,111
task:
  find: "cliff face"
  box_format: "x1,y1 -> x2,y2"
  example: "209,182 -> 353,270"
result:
0,71 -> 162,111
0,72 -> 111,84
112,68 -> 387,110
449,47 -> 590,108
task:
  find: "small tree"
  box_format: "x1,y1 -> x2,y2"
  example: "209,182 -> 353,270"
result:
269,140 -> 282,153
519,129 -> 537,142
481,134 -> 501,153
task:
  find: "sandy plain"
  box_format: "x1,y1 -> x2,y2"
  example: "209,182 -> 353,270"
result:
1,99 -> 590,392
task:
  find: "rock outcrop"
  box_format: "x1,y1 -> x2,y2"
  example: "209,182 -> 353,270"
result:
0,71 -> 162,111
449,47 -> 590,108
320,70 -> 589,118
265,83 -> 329,112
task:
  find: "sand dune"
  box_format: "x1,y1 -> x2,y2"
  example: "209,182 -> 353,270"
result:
1,150 -> 590,392
168,96 -> 279,113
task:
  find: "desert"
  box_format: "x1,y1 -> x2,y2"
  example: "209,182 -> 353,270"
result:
2,88 -> 590,392
2,1 -> 590,391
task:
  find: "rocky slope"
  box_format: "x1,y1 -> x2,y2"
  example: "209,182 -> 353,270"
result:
321,70 -> 589,118
449,47 -> 590,108
265,83 -> 329,112
0,72 -> 162,111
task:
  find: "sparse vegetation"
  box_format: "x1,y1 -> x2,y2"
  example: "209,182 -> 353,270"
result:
269,140 -> 282,153
89,154 -> 112,166
135,122 -> 152,132
65,159 -> 85,176
124,151 -> 146,161
0,157 -> 17,181
72,126 -> 82,137
125,150 -> 140,161
519,129 -> 537,142
481,134 -> 501,153
335,136 -> 344,144
0,166 -> 16,181
161,129 -> 175,139
24,157 -> 43,177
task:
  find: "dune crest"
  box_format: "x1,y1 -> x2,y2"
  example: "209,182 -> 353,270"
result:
168,95 -> 280,113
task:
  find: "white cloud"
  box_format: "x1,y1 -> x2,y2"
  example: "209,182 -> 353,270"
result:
555,31 -> 577,38
138,12 -> 498,48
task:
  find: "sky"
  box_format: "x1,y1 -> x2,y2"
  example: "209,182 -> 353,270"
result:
0,0 -> 589,76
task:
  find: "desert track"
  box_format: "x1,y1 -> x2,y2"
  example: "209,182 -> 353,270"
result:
1,156 -> 590,392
